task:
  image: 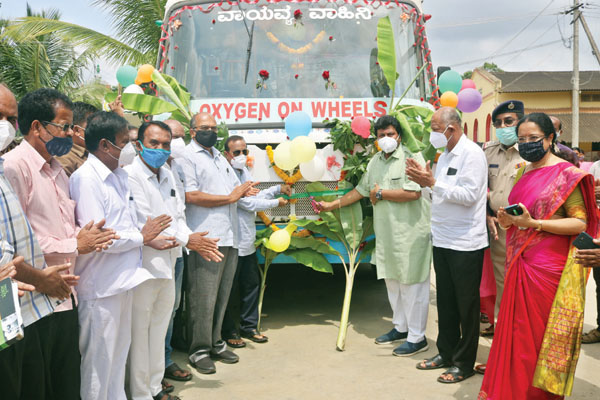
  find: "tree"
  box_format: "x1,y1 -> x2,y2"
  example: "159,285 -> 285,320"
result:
462,62 -> 504,80
1,0 -> 166,67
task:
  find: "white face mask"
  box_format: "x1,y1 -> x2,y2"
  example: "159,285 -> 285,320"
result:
429,126 -> 449,149
119,142 -> 137,167
0,120 -> 16,151
170,137 -> 186,159
231,154 -> 247,170
377,136 -> 398,154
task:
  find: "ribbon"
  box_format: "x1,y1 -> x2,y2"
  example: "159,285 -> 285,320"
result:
276,189 -> 350,199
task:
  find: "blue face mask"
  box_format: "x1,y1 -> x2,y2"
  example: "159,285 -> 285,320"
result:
40,125 -> 73,156
495,126 -> 518,146
138,141 -> 171,169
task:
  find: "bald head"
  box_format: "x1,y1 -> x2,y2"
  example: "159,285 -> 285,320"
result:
164,119 -> 185,139
191,112 -> 216,130
549,116 -> 562,136
0,84 -> 18,130
435,107 -> 462,128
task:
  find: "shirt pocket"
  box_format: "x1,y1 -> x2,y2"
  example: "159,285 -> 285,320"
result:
488,166 -> 500,189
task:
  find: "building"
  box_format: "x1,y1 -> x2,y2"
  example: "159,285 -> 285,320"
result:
463,69 -> 600,158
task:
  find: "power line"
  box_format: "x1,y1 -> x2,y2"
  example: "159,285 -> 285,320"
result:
504,21 -> 559,66
426,8 -> 564,30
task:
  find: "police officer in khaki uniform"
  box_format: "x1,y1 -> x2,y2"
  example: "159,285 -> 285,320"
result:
482,100 -> 525,335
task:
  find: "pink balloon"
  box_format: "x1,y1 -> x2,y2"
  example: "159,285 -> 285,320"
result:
457,88 -> 482,113
460,79 -> 477,91
351,116 -> 371,138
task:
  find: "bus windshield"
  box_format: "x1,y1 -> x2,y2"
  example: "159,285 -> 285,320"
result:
163,0 -> 428,101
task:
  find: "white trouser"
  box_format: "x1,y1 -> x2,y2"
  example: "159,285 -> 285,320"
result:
129,278 -> 175,400
79,290 -> 133,400
385,277 -> 430,343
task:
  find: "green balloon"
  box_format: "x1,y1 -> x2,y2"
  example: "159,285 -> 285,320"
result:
438,70 -> 463,94
116,65 -> 137,87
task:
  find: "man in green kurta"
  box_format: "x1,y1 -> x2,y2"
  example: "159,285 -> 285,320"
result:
318,115 -> 431,356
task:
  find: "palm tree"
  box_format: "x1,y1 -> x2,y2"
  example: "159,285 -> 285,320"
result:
2,0 -> 167,67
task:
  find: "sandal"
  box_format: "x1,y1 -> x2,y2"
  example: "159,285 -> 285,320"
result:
241,329 -> 269,343
480,313 -> 490,324
437,366 -> 475,384
416,354 -> 449,370
164,363 -> 192,382
153,390 -> 180,400
226,332 -> 247,348
474,364 -> 486,375
480,325 -> 494,337
582,328 -> 600,344
161,379 -> 174,393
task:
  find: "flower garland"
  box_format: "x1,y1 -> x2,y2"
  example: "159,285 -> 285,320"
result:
266,145 -> 303,185
265,31 -> 326,55
257,211 -> 311,237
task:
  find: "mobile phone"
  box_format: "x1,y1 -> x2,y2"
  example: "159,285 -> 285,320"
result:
0,278 -> 24,349
573,232 -> 599,250
504,204 -> 524,216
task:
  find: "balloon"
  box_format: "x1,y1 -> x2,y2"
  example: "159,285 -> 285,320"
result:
291,136 -> 316,164
351,116 -> 371,138
116,65 -> 138,88
135,77 -> 143,85
269,229 -> 291,252
123,84 -> 145,95
299,156 -> 325,182
273,141 -> 298,171
460,79 -> 477,91
440,91 -> 458,108
137,64 -> 155,83
457,88 -> 483,113
284,111 -> 312,139
438,70 -> 463,94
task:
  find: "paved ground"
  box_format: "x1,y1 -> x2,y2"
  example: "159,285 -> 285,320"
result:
167,263 -> 600,399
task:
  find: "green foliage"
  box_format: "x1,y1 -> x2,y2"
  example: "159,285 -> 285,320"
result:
106,91 -> 178,114
376,16 -> 397,104
461,62 -> 504,80
215,122 -> 229,153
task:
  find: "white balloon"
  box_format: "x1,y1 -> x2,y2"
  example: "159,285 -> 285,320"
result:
299,156 -> 325,182
291,136 -> 316,164
123,84 -> 144,95
273,141 -> 298,171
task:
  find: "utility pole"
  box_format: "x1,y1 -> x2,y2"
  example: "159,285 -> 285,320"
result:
579,13 -> 600,67
571,0 -> 581,147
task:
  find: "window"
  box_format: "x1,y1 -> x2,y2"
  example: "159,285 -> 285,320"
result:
582,93 -> 600,102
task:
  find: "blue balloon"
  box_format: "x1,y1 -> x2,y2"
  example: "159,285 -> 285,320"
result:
285,111 -> 312,139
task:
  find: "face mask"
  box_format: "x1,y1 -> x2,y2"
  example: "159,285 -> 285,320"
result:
118,142 -> 136,166
138,141 -> 171,169
231,154 -> 247,169
429,127 -> 449,149
495,126 -> 518,146
518,139 -> 548,162
377,136 -> 398,154
194,130 -> 217,148
40,125 -> 73,157
0,120 -> 16,151
170,138 -> 186,159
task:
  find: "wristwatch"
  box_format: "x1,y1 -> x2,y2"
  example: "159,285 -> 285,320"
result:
375,189 -> 383,201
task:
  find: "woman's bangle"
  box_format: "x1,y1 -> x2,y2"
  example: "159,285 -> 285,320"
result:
337,199 -> 342,209
536,220 -> 543,231
499,224 -> 510,231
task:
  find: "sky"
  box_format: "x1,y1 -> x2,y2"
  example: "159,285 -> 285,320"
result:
1,0 -> 599,85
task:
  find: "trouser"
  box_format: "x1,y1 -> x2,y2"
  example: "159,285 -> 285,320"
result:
384,277 -> 430,343
222,253 -> 261,337
130,278 -> 175,399
594,266 -> 600,329
79,290 -> 133,400
187,246 -> 238,364
433,246 -> 484,372
165,257 -> 185,368
489,228 -> 507,320
36,304 -> 81,400
0,319 -> 45,399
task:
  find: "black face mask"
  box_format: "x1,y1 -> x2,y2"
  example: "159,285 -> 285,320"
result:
518,139 -> 548,162
194,130 -> 217,148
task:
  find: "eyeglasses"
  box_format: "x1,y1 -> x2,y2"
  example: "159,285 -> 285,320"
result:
518,135 -> 545,143
231,149 -> 249,157
74,125 -> 86,132
42,121 -> 75,133
192,125 -> 218,132
493,117 -> 517,128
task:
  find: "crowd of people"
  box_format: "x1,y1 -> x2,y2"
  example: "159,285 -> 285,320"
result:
0,80 -> 599,400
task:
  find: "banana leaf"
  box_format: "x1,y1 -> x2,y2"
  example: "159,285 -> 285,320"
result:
105,92 -> 178,114
394,112 -> 425,154
160,73 -> 191,108
357,237 -> 376,263
290,236 -> 340,256
151,70 -> 191,119
376,16 -> 397,95
285,249 -> 333,274
305,182 -> 338,202
337,181 -> 363,251
293,219 -> 341,242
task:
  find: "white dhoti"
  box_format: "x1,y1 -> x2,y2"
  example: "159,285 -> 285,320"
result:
385,277 -> 430,343
129,278 -> 175,399
79,290 -> 133,400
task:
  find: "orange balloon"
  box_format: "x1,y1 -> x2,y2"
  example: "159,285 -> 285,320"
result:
134,77 -> 143,85
440,91 -> 459,108
137,64 -> 155,83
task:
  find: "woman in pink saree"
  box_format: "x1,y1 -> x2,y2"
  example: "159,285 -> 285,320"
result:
479,113 -> 598,400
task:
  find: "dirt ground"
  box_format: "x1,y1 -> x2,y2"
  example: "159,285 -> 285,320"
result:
167,263 -> 600,400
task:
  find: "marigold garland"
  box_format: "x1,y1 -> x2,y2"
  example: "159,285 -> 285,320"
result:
266,145 -> 303,185
257,211 -> 311,237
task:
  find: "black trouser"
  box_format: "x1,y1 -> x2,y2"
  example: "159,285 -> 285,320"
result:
594,266 -> 600,329
222,253 -> 261,337
0,319 -> 45,399
433,246 -> 484,372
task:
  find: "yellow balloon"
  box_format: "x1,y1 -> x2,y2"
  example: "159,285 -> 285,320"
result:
440,91 -> 459,108
269,229 -> 291,252
137,64 -> 155,83
291,136 -> 316,164
273,141 -> 298,171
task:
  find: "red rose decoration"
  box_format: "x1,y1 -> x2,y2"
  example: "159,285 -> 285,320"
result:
294,74 -> 299,79
214,66 -> 219,71
322,71 -> 336,91
257,69 -> 270,91
259,69 -> 269,79
322,70 -> 330,80
329,36 -> 333,41
294,9 -> 302,18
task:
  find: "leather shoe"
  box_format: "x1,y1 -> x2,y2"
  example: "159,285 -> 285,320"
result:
211,349 -> 239,364
192,356 -> 216,374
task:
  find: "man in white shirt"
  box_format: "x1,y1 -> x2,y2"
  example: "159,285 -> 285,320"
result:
70,112 -> 172,400
406,107 -> 488,384
221,136 -> 289,347
126,121 -> 223,400
181,113 -> 257,374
